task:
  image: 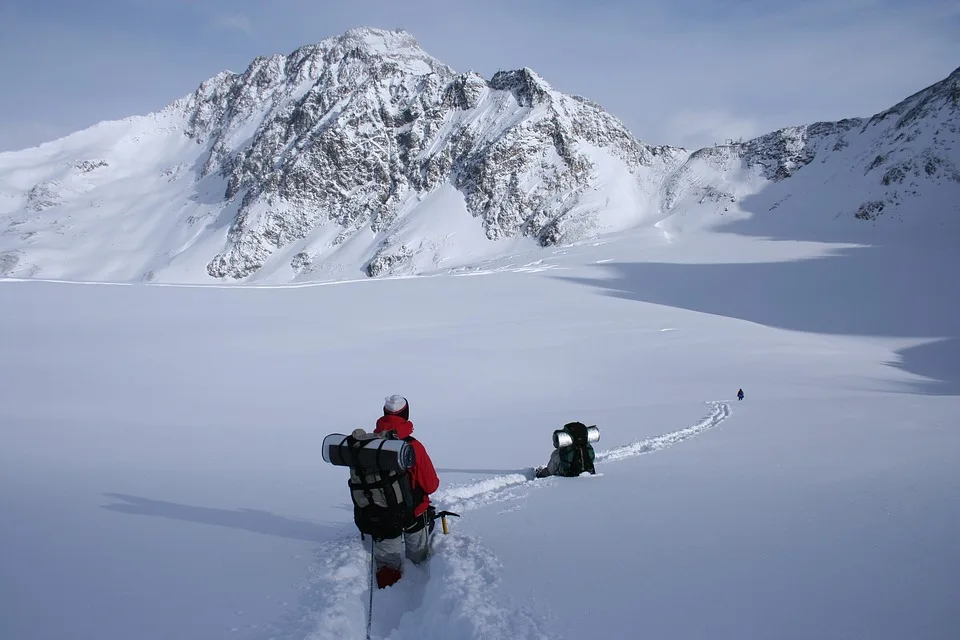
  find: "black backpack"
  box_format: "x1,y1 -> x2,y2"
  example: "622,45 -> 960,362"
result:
343,430 -> 424,540
557,422 -> 597,476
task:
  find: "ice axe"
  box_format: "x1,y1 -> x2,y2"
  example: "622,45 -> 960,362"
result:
432,510 -> 460,534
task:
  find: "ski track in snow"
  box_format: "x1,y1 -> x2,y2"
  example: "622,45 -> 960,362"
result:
595,400 -> 731,463
299,401 -> 731,640
435,400 -> 732,513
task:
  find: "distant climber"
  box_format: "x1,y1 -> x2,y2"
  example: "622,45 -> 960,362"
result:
535,422 -> 599,478
737,388 -> 744,401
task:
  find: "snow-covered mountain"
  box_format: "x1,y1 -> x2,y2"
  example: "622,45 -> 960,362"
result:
657,67 -> 960,242
0,27 -> 958,283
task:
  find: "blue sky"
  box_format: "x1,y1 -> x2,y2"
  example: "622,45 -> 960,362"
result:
1,0 -> 958,151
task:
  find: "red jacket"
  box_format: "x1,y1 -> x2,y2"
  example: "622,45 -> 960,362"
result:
374,415 -> 439,517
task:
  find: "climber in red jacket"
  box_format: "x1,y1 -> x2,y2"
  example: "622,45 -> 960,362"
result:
371,394 -> 439,588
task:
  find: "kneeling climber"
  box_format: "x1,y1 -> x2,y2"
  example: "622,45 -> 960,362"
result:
535,421 -> 599,478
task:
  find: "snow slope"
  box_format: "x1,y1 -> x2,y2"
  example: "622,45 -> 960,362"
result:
2,220 -> 958,639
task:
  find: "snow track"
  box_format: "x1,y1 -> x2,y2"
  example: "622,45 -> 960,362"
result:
301,401 -> 731,640
303,533 -> 550,640
435,400 -> 731,513
595,399 -> 731,463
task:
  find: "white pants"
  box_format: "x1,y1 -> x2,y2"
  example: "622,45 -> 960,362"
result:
373,512 -> 432,570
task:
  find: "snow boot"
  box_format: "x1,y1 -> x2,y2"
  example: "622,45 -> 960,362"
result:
376,566 -> 402,589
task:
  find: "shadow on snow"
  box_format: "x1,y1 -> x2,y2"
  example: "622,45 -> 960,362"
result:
100,493 -> 344,542
559,244 -> 959,395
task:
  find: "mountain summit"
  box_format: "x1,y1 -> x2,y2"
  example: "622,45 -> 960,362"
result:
173,26 -> 682,280
0,30 -> 957,283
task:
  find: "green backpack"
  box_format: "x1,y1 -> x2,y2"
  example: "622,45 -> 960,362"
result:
557,422 -> 597,476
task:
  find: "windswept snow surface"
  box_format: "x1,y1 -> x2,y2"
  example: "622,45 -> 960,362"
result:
1,224 -> 959,639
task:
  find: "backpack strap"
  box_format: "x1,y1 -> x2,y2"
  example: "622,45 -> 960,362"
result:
404,436 -> 426,507
344,434 -> 405,507
342,435 -> 370,505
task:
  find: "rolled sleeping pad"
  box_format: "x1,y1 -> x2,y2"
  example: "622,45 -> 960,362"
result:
321,432 -> 416,472
553,425 -> 600,449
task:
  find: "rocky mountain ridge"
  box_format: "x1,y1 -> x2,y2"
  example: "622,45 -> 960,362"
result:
170,28 -> 687,279
0,27 -> 957,283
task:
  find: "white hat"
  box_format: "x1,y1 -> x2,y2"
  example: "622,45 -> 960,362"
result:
384,394 -> 408,414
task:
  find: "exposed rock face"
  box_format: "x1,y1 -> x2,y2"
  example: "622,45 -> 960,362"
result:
0,28 -> 957,284
165,28 -> 685,278
660,66 -> 959,225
